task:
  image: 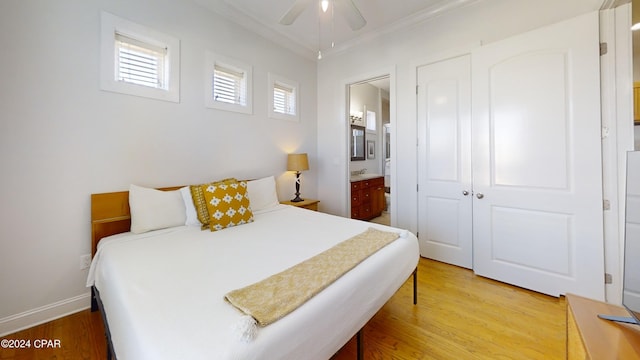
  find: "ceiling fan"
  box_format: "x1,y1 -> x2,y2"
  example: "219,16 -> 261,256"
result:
279,0 -> 367,31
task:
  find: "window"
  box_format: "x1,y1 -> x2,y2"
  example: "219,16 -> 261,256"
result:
213,65 -> 246,105
268,73 -> 299,121
100,12 -> 179,102
366,110 -> 377,132
115,33 -> 167,89
273,83 -> 296,115
205,52 -> 252,114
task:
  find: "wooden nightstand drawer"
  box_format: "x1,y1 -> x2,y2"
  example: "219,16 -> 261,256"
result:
280,199 -> 320,211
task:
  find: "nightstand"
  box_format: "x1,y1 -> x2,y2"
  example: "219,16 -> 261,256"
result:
280,199 -> 320,211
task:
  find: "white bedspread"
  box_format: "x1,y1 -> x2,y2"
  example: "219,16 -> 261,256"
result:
87,205 -> 419,360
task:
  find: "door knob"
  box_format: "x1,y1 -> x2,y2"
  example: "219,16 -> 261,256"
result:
462,190 -> 469,196
476,193 -> 484,199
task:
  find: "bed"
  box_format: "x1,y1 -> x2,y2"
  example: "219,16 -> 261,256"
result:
87,177 -> 419,360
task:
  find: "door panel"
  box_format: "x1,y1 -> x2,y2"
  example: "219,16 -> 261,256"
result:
417,54 -> 472,269
472,12 -> 604,299
491,52 -> 569,189
491,207 -> 571,275
428,79 -> 460,181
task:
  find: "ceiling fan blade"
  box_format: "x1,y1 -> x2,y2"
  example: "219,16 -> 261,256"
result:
334,0 -> 366,31
279,0 -> 313,25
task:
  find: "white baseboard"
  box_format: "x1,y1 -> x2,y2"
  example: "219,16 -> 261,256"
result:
0,292 -> 91,337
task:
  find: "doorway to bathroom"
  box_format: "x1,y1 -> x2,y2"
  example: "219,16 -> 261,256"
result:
347,75 -> 391,226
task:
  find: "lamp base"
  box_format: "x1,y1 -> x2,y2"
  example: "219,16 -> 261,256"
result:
291,171 -> 304,202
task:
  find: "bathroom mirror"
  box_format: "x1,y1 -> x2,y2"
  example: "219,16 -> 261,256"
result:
351,125 -> 365,161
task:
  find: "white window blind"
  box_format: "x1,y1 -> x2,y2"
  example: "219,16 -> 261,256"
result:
115,32 -> 167,89
213,65 -> 246,105
273,82 -> 296,115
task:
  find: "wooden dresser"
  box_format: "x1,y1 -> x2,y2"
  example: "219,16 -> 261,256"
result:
350,176 -> 385,220
567,293 -> 640,359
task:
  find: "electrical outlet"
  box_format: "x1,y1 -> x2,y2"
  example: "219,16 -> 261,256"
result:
80,254 -> 91,270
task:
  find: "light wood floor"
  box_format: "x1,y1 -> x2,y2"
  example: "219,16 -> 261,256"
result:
369,212 -> 390,226
0,258 -> 566,360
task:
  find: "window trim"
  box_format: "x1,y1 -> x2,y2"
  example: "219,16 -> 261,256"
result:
100,11 -> 180,103
268,73 -> 299,121
205,52 -> 253,114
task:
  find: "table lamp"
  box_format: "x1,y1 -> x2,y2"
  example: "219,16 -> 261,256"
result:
287,153 -> 309,202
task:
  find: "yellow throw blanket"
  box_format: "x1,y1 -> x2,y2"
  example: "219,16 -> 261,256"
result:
225,227 -> 400,331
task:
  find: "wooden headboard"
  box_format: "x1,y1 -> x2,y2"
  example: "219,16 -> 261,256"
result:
91,186 -> 181,256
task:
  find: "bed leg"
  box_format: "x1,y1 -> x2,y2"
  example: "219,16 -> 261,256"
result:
413,267 -> 418,305
91,287 -> 98,312
356,329 -> 363,360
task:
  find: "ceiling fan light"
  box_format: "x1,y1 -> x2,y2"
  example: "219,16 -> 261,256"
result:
321,0 -> 329,13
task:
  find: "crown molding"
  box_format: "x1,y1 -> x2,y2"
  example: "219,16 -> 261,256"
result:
323,0 -> 483,59
600,0 -> 630,10
194,0 -> 317,60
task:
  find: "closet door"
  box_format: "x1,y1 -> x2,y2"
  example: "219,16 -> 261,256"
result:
472,12 -> 604,299
417,54 -> 473,269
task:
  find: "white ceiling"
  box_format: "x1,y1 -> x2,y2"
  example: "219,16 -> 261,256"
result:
194,0 -> 481,59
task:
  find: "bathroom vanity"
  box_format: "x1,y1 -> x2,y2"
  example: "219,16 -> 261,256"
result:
350,175 -> 385,220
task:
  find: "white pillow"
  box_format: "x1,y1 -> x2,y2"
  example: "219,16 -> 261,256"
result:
246,176 -> 280,212
129,184 -> 186,234
179,186 -> 201,226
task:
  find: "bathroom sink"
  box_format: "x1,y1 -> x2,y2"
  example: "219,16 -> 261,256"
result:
350,173 -> 383,182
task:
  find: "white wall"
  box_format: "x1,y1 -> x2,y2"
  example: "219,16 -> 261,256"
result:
317,0 -> 604,226
0,0 -> 317,335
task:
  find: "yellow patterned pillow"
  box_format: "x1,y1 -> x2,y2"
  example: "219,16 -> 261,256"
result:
203,181 -> 254,232
190,178 -> 237,229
